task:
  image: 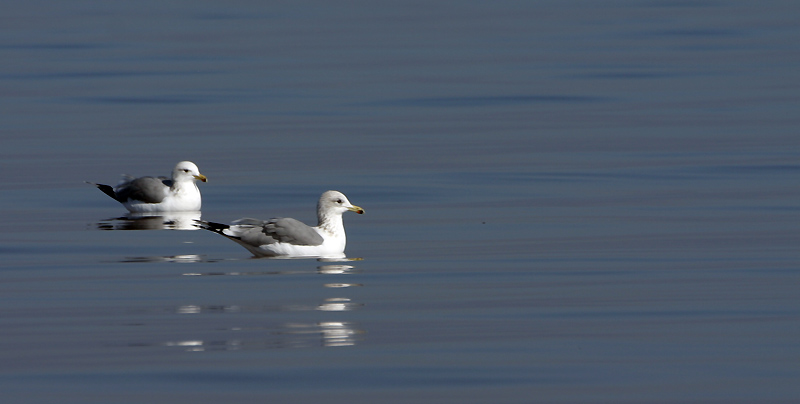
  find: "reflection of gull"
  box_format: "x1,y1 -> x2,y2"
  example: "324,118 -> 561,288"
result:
128,305 -> 363,350
121,254 -> 204,263
196,191 -> 364,259
88,161 -> 207,212
319,322 -> 359,347
284,322 -> 360,347
97,211 -> 203,231
324,283 -> 362,288
175,304 -> 242,314
160,321 -> 361,350
318,264 -> 355,274
317,297 -> 359,312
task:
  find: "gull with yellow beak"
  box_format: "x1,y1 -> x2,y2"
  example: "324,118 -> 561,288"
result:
196,190 -> 364,258
89,161 -> 207,213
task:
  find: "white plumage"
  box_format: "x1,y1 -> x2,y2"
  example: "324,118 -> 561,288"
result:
89,161 -> 207,213
197,190 -> 364,259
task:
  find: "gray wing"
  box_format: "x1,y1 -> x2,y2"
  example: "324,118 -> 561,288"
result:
230,217 -> 323,247
263,217 -> 324,245
115,176 -> 169,203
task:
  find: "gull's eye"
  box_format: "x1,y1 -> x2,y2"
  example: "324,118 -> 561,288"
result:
183,169 -> 190,172
336,199 -> 343,204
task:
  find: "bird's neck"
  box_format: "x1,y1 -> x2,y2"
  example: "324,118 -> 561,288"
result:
171,180 -> 196,194
317,212 -> 344,236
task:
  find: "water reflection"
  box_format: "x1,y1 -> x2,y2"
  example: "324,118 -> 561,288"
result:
318,264 -> 356,275
125,261 -> 364,350
324,282 -> 363,288
129,305 -> 363,351
121,254 -> 207,263
174,304 -> 242,314
317,297 -> 361,311
319,257 -> 363,262
155,321 -> 362,351
119,258 -> 363,268
95,211 -> 202,231
181,262 -> 361,277
168,299 -> 362,314
281,321 -> 360,347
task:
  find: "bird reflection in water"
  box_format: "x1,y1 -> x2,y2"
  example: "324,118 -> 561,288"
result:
123,257 -> 364,350
180,262 -> 361,277
96,211 -> 202,231
138,270 -> 363,351
157,321 -> 362,351
282,321 -> 360,347
318,264 -> 356,275
317,297 -> 361,311
121,254 -> 206,263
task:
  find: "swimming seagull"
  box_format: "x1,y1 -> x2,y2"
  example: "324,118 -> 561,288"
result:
89,161 -> 207,213
196,190 -> 364,258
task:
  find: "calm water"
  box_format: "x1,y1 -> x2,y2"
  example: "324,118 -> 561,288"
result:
1,1 -> 798,403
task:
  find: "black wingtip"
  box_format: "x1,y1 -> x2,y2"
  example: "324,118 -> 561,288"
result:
88,181 -> 125,203
193,219 -> 230,233
194,219 -> 244,243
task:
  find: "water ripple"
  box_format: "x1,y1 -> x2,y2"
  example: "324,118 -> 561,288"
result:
366,94 -> 606,108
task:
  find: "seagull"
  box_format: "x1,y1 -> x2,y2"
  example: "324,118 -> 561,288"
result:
89,161 -> 207,213
196,190 -> 364,258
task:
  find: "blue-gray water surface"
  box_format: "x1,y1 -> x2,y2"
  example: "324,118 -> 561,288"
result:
1,1 -> 798,403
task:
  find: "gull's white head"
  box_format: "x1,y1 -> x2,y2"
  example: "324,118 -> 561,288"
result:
318,190 -> 364,216
172,161 -> 207,183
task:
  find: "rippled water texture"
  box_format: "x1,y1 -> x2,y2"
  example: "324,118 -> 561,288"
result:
1,1 -> 798,403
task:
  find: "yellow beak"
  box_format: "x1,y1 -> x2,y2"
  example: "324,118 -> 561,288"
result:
348,205 -> 364,214
194,174 -> 208,183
